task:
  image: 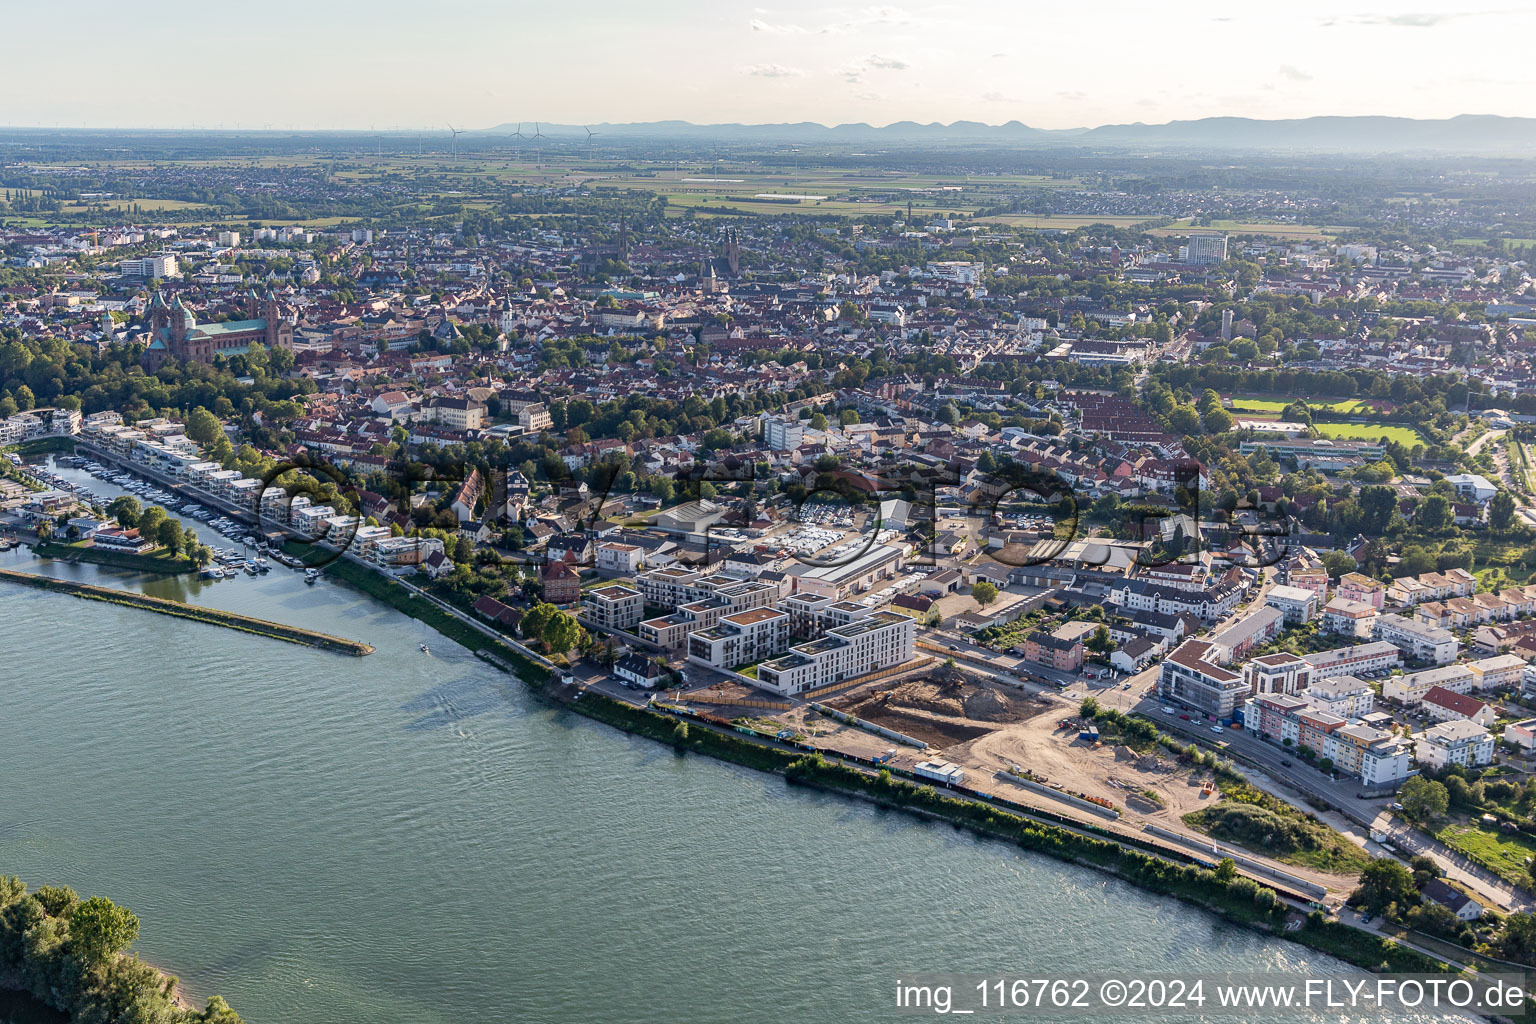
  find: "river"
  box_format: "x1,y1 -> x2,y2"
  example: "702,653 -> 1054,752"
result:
0,457 -> 1465,1023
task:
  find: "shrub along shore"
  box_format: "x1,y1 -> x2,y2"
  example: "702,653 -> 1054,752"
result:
0,877 -> 244,1023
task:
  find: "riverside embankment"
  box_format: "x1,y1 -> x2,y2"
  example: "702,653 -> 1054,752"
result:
0,567 -> 373,655
4,535 -> 1459,1024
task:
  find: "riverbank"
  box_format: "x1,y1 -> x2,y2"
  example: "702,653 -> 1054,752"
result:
33,540 -> 195,575
0,568 -> 374,655
285,548 -> 1457,982
254,543 -> 1462,982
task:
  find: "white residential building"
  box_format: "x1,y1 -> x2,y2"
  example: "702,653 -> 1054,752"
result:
687,607 -> 792,670
1265,584 -> 1318,624
1415,720 -> 1495,769
1382,664 -> 1475,705
756,611 -> 915,697
1302,675 -> 1375,719
1375,613 -> 1459,665
1303,642 -> 1401,678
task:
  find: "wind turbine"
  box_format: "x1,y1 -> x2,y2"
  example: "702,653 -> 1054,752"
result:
583,125 -> 600,157
532,122 -> 545,164
509,122 -> 526,160
447,122 -> 464,159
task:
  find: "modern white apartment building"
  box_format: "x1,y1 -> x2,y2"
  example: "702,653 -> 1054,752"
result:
1375,613 -> 1459,665
687,607 -> 792,670
1468,654 -> 1526,692
781,593 -> 874,638
1323,598 -> 1377,638
1415,720 -> 1495,769
1243,652 -> 1312,697
595,541 -> 643,575
636,567 -> 776,613
1302,675 -> 1375,719
1303,641 -> 1402,678
1242,694 -> 1412,785
1265,584 -> 1318,624
362,534 -> 445,569
762,417 -> 805,452
1382,664 -> 1474,705
119,253 -> 178,278
582,584 -> 645,633
756,611 -> 915,696
1185,233 -> 1229,265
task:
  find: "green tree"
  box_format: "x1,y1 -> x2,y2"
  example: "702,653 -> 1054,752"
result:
971,581 -> 998,609
106,495 -> 141,528
1087,624 -> 1113,654
1351,859 -> 1418,917
1201,405 -> 1234,434
1490,490 -> 1517,531
68,896 -> 140,964
156,518 -> 183,552
184,406 -> 223,446
137,505 -> 167,540
521,602 -> 556,644
1400,775 -> 1449,820
543,611 -> 584,655
33,885 -> 78,916
1417,494 -> 1453,532
1496,912 -> 1536,965
1321,551 -> 1357,579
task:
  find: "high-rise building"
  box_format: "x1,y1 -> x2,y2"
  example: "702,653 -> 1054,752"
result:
1186,233 -> 1228,265
763,417 -> 804,452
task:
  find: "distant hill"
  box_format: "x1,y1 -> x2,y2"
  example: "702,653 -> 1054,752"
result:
479,114 -> 1536,152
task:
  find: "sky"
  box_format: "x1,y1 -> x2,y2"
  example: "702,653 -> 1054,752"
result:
5,1 -> 1536,130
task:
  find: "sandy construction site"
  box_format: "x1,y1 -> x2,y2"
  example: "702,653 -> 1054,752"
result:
745,665 -> 1361,895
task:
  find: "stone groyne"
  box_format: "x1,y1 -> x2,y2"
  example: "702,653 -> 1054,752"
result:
0,568 -> 374,655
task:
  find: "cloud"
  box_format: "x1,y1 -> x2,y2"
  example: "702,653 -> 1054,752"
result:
1323,9 -> 1510,28
741,63 -> 804,78
1278,64 -> 1313,81
1056,90 -> 1087,101
990,52 -> 1009,59
838,52 -> 912,79
981,90 -> 1017,103
750,17 -> 806,33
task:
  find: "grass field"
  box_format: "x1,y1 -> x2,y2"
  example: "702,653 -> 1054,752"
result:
1228,396 -> 1372,414
1435,821 -> 1536,887
1312,422 -> 1424,446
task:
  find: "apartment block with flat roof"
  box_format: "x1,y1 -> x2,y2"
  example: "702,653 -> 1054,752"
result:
582,584 -> 645,633
687,607 -> 791,670
1375,613 -> 1459,665
756,611 -> 915,697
